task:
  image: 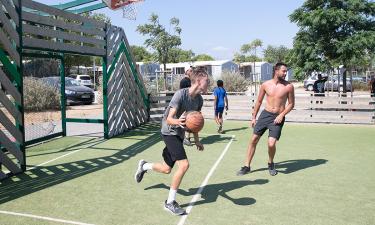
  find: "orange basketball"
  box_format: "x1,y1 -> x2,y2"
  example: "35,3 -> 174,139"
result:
185,111 -> 204,133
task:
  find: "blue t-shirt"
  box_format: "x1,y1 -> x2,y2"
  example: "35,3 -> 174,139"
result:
213,87 -> 227,108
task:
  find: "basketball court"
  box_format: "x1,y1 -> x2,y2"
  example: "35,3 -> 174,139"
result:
0,1 -> 374,224
1,120 -> 374,225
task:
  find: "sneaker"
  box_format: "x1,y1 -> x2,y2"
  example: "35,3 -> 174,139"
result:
268,162 -> 278,176
236,166 -> 251,176
164,200 -> 186,215
217,125 -> 222,133
134,159 -> 147,183
183,138 -> 193,146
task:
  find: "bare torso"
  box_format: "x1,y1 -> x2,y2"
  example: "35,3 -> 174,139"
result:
262,80 -> 293,114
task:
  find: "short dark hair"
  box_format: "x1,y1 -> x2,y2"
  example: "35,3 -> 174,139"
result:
273,62 -> 288,75
217,80 -> 223,87
191,67 -> 208,83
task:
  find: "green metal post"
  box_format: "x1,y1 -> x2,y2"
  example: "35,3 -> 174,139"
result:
60,55 -> 67,136
17,0 -> 26,171
102,25 -> 109,139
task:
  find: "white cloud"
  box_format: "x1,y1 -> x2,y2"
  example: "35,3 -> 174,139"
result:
211,46 -> 229,52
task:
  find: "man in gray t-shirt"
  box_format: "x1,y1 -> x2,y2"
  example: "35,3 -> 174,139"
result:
134,68 -> 209,215
161,88 -> 203,139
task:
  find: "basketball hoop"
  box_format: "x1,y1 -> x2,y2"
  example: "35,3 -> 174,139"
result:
102,0 -> 144,20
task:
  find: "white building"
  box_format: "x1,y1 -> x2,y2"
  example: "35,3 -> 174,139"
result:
240,62 -> 294,81
164,60 -> 239,80
240,62 -> 273,82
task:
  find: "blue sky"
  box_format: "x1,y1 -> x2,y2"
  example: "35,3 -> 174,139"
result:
35,0 -> 305,60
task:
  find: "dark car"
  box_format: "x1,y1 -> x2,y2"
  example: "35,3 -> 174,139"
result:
41,77 -> 95,105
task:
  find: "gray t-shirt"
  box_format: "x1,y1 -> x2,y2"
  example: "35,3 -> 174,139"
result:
161,88 -> 203,138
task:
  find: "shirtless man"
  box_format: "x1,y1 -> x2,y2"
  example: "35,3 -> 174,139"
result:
237,62 -> 295,176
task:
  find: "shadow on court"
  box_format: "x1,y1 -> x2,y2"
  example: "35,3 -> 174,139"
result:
26,137 -> 106,159
0,128 -> 161,204
200,135 -> 233,145
220,126 -> 248,134
25,122 -> 161,158
145,179 -> 268,207
251,159 -> 328,174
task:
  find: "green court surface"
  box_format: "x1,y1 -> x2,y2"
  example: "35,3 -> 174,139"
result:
1,121 -> 374,225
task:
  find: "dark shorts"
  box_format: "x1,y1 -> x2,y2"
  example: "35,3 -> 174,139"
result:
253,110 -> 285,140
162,135 -> 187,168
215,107 -> 224,117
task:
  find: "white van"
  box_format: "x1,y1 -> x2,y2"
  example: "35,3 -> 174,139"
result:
69,74 -> 93,88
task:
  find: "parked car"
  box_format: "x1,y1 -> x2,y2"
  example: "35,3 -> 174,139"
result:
324,76 -> 353,92
69,74 -> 93,88
304,74 -> 352,92
41,77 -> 95,105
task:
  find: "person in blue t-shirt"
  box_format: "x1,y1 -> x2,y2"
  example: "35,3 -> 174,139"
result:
213,80 -> 228,133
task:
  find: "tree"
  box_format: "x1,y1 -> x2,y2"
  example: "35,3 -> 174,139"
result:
169,48 -> 194,63
233,53 -> 261,63
289,0 -> 375,92
193,54 -> 214,61
130,45 -> 153,62
263,45 -> 291,64
240,39 -> 263,60
234,39 -> 263,64
240,39 -> 263,80
137,13 -> 182,90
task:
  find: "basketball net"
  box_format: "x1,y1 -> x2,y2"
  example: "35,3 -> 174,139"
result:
120,0 -> 143,20
103,0 -> 144,20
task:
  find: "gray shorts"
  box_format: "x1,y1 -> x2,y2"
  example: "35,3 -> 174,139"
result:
254,110 -> 285,140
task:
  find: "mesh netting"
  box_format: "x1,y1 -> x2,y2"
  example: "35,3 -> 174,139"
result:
121,1 -> 143,20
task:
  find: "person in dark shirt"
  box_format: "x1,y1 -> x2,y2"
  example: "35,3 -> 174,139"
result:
313,74 -> 326,95
179,67 -> 193,89
179,66 -> 194,146
313,74 -> 326,104
370,75 -> 375,97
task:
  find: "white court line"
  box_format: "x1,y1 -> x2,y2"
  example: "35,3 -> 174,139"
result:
27,149 -> 82,171
27,138 -> 104,171
177,135 -> 235,225
0,210 -> 94,225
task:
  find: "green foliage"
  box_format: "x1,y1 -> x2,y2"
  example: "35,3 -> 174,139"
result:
137,13 -> 182,89
291,67 -> 306,81
130,45 -> 153,62
64,54 -> 92,75
263,45 -> 291,64
23,59 -> 59,77
23,77 -> 60,112
234,39 -> 263,63
169,48 -> 194,63
218,71 -> 250,92
88,12 -> 111,24
289,0 -> 375,74
193,54 -> 215,61
233,53 -> 261,63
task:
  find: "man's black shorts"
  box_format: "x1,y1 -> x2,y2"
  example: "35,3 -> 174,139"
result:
253,110 -> 285,140
162,135 -> 187,168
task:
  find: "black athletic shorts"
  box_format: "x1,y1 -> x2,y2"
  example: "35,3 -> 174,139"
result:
162,135 -> 187,168
253,110 -> 285,140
